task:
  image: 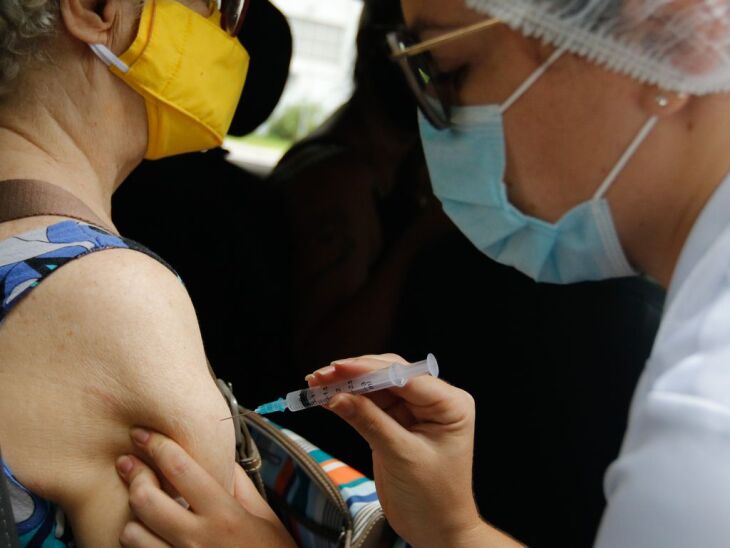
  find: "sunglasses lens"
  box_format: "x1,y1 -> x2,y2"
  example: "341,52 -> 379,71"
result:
389,31 -> 451,128
221,0 -> 248,35
406,53 -> 450,125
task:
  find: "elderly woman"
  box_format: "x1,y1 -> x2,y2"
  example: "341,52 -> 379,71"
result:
113,0 -> 730,547
0,0 -> 293,546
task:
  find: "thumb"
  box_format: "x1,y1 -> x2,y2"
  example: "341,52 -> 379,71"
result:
327,394 -> 408,457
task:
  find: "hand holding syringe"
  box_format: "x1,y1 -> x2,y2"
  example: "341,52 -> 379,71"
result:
127,354 -> 508,547
254,354 -> 439,414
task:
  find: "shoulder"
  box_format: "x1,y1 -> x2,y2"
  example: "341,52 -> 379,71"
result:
8,241 -> 192,356
10,245 -> 218,419
0,244 -> 233,506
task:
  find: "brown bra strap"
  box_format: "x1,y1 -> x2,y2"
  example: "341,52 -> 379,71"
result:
0,179 -> 113,233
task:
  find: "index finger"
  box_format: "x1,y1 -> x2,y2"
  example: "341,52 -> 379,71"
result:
313,356 -> 455,410
307,358 -> 402,410
130,428 -> 227,513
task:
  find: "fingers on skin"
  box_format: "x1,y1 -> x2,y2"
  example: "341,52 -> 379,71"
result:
232,464 -> 276,518
130,428 -> 225,511
127,466 -> 197,542
116,455 -> 160,489
119,521 -> 171,548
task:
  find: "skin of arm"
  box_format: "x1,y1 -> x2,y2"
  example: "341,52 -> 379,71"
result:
0,247 -> 235,546
110,353 -> 523,548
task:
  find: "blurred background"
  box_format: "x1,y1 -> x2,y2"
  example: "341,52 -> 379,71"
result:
225,0 -> 364,175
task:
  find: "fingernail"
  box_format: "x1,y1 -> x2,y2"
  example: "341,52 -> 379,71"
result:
314,365 -> 336,376
328,394 -> 355,419
130,428 -> 150,445
304,374 -> 315,382
116,455 -> 133,478
332,358 -> 357,365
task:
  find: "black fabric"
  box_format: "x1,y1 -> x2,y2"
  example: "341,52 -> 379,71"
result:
230,0 -> 293,136
0,448 -> 20,548
273,228 -> 664,548
390,231 -> 665,548
113,149 -> 294,404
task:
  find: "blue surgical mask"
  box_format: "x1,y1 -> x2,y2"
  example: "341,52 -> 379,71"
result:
420,48 -> 656,284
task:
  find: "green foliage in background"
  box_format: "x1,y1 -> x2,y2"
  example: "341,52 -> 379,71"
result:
267,102 -> 324,142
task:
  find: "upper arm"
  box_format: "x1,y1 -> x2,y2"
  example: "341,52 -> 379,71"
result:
0,249 -> 235,546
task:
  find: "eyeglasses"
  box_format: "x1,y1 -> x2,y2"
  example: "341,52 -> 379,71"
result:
386,18 -> 500,129
210,0 -> 250,36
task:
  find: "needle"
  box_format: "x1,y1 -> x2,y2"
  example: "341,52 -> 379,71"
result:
219,410 -> 256,421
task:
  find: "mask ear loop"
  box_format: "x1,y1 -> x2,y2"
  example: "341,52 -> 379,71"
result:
89,44 -> 130,74
500,45 -> 567,114
592,116 -> 658,200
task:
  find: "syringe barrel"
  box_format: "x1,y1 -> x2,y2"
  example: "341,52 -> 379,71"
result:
284,354 -> 440,412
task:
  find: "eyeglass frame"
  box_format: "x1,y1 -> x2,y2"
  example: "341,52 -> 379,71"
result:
386,18 -> 501,130
209,0 -> 250,36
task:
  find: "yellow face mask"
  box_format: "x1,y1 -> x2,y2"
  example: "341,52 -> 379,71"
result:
90,0 -> 249,159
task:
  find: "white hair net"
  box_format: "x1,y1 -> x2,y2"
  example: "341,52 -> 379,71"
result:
465,0 -> 730,95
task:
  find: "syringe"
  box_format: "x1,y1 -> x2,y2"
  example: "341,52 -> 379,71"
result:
254,354 -> 439,414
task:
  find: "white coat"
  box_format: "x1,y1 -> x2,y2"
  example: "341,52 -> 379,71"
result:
595,177 -> 730,547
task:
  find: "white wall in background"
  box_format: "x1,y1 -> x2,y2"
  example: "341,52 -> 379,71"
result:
268,0 -> 363,124
225,0 -> 363,174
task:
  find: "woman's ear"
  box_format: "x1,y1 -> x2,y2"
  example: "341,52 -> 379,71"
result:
639,86 -> 690,118
59,0 -> 114,45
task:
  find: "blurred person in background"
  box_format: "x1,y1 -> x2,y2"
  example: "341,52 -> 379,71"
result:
269,0 -> 452,373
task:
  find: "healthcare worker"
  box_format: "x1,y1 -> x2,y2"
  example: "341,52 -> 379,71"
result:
116,0 -> 730,546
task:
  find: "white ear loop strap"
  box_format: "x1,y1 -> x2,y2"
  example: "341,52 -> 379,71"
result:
89,44 -> 130,74
592,116 -> 658,200
500,45 -> 567,114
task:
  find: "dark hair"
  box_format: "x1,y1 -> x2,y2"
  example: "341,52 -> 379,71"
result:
353,0 -> 416,131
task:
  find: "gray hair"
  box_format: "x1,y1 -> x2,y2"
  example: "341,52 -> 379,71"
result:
0,0 -> 58,95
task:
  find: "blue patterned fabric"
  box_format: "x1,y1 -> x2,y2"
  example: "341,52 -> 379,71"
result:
0,220 -> 173,547
0,220 -> 171,323
1,461 -> 70,547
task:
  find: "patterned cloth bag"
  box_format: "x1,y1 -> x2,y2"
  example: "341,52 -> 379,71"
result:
217,380 -> 406,548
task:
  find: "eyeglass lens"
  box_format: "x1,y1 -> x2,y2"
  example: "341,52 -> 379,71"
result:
388,31 -> 452,129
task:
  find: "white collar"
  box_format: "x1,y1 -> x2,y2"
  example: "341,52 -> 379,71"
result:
667,172 -> 730,307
